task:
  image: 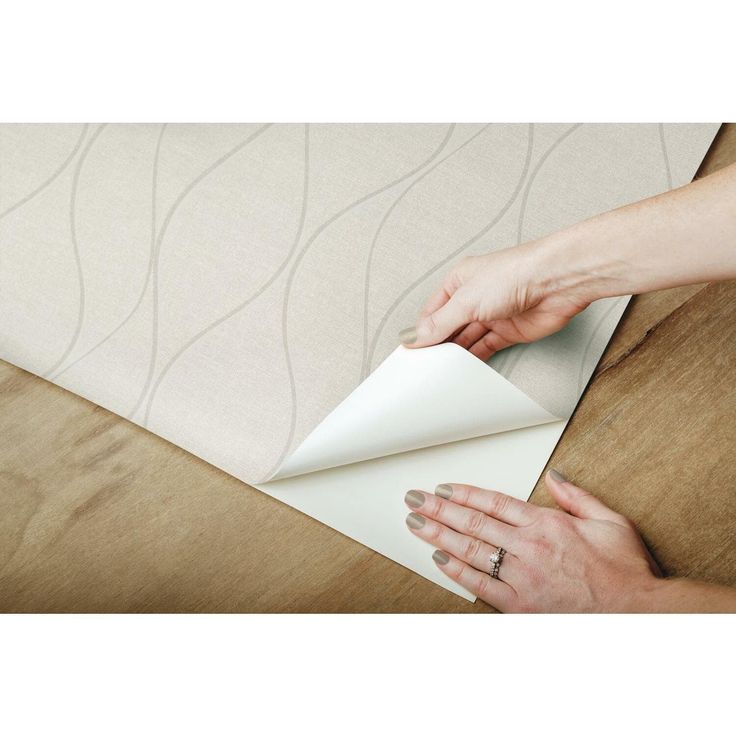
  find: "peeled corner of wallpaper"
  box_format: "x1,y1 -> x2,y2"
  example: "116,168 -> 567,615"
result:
267,342 -> 561,482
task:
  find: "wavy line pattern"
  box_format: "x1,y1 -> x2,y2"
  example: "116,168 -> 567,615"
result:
143,124 -> 311,424
127,123 -> 273,419
42,124 -> 107,378
0,123 -> 717,482
0,124 -> 89,221
49,124 -> 168,380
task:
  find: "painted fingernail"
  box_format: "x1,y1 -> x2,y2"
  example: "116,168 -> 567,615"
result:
399,327 -> 417,345
433,550 -> 450,565
405,490 -> 425,508
435,484 -> 453,499
406,512 -> 425,529
549,469 -> 567,483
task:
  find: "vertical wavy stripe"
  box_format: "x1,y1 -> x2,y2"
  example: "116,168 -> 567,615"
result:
50,124 -> 168,380
143,124 -> 312,425
127,124 -> 273,419
41,124 -> 107,378
0,124 -> 89,221
659,123 -> 673,189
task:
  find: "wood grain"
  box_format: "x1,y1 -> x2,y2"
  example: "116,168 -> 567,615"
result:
1,125 -> 734,612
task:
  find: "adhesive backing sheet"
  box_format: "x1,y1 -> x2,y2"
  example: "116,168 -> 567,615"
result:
0,124 -> 717,599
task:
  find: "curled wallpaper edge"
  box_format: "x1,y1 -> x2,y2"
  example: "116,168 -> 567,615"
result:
268,343 -> 561,482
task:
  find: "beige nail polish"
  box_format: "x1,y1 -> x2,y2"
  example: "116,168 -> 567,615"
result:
399,327 -> 417,345
405,512 -> 425,529
549,469 -> 567,483
435,484 -> 453,499
432,549 -> 449,565
405,490 -> 425,508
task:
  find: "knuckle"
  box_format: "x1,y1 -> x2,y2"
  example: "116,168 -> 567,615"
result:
488,492 -> 510,518
474,574 -> 491,600
453,485 -> 470,505
463,536 -> 483,562
525,536 -> 552,560
546,510 -> 572,533
569,490 -> 593,517
425,495 -> 443,518
569,500 -> 585,517
465,511 -> 487,537
425,311 -> 440,334
427,522 -> 444,543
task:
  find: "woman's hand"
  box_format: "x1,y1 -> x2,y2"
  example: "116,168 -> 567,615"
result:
404,469 -> 664,612
399,243 -> 592,361
400,161 -> 736,361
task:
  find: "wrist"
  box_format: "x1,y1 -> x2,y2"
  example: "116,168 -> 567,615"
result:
527,218 -> 638,305
617,575 -> 672,613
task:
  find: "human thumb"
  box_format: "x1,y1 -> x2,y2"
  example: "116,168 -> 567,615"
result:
399,296 -> 471,348
545,469 -> 622,523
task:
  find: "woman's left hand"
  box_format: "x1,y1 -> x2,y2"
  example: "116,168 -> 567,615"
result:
404,469 -> 663,612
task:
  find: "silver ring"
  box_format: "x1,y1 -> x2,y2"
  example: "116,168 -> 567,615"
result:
489,547 -> 506,579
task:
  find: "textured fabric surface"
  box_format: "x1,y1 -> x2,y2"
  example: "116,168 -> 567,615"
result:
0,124 -> 718,483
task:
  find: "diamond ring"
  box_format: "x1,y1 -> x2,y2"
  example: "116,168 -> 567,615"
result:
489,547 -> 506,579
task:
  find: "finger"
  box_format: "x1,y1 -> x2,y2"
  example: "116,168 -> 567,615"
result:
452,321 -> 488,349
432,549 -> 516,611
433,483 -> 536,526
419,285 -> 452,319
468,330 -> 515,361
446,322 -> 472,344
405,511 -> 521,585
400,294 -> 471,348
404,491 -> 518,552
545,469 -> 624,523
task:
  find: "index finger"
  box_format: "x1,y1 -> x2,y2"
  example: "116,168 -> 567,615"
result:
434,483 -> 537,526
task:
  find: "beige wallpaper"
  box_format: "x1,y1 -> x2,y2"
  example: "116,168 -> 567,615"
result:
0,124 -> 718,483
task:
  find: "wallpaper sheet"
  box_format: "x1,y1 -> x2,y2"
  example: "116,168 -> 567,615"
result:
0,124 -> 718,599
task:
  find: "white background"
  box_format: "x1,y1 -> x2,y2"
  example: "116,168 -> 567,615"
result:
2,1 -> 733,734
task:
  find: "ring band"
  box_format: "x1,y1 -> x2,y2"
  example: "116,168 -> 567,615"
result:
489,547 -> 506,579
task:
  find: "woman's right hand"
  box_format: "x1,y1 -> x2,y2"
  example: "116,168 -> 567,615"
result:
399,241 -> 593,361
401,161 -> 736,361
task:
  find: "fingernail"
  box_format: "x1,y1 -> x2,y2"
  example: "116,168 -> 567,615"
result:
433,549 -> 450,565
435,484 -> 453,499
549,469 -> 567,483
399,327 -> 417,345
405,490 -> 425,508
406,512 -> 425,529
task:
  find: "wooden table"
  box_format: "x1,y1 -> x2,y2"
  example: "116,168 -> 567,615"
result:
2,126 -> 735,613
